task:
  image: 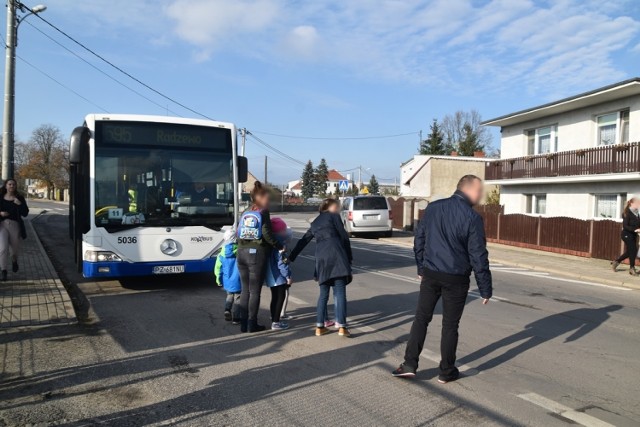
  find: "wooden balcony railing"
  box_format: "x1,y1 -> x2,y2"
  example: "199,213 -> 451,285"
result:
485,141 -> 640,180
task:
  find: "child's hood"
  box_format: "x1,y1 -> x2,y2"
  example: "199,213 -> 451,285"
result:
222,243 -> 237,258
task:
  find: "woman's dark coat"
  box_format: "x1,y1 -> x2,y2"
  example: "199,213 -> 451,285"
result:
289,212 -> 352,285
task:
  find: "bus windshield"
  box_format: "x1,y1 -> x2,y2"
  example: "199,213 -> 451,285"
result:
94,121 -> 234,232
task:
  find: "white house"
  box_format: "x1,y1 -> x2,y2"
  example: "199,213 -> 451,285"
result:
401,154 -> 489,199
483,77 -> 640,220
287,170 -> 352,197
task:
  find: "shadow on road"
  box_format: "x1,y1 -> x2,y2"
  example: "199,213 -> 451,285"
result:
459,304 -> 623,371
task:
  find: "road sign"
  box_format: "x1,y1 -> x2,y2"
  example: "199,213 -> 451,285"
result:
338,180 -> 349,192
361,186 -> 369,195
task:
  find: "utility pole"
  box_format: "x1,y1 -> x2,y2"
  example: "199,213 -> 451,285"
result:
1,2 -> 47,180
2,1 -> 17,180
358,165 -> 362,192
264,155 -> 268,185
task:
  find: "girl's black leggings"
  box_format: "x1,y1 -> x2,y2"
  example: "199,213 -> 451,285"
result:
236,246 -> 269,321
270,286 -> 287,323
616,234 -> 638,268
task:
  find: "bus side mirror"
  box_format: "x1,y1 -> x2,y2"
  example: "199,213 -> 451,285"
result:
238,156 -> 248,183
69,126 -> 91,164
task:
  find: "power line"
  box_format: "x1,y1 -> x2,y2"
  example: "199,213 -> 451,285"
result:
27,6 -> 213,120
18,54 -> 110,113
246,132 -> 306,166
250,130 -> 419,141
0,31 -> 109,113
24,20 -> 181,116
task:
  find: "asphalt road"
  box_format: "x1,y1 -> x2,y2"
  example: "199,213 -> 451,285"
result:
1,201 -> 639,426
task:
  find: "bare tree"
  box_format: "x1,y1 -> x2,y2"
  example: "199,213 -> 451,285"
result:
19,124 -> 68,199
440,109 -> 492,155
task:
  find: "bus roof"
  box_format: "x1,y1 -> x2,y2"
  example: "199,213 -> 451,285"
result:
84,114 -> 236,130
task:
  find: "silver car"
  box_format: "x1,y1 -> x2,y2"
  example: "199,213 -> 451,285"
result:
341,196 -> 393,237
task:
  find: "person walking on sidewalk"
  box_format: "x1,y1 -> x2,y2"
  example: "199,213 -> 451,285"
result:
0,179 -> 29,281
392,175 -> 492,383
289,198 -> 353,338
235,181 -> 285,333
612,198 -> 640,276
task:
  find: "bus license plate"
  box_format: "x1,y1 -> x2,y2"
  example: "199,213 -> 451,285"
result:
153,265 -> 185,274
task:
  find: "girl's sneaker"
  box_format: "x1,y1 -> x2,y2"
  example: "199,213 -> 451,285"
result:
324,320 -> 336,328
271,322 -> 290,331
338,327 -> 351,338
281,314 -> 292,321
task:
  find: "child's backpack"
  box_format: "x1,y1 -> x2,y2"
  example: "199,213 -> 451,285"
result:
237,210 -> 263,240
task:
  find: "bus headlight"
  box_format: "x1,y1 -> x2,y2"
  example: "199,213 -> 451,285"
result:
84,251 -> 123,262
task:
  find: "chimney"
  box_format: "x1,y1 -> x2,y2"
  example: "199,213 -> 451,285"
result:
473,151 -> 485,158
451,151 -> 458,156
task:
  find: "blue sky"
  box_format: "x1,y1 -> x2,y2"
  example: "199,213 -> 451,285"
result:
6,0 -> 640,185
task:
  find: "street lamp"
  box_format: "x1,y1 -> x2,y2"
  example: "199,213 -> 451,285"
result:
2,1 -> 47,180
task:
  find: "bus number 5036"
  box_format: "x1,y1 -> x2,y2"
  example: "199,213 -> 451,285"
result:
117,237 -> 137,244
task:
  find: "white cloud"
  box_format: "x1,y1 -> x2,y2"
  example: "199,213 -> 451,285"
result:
284,26 -> 320,59
165,0 -> 281,59
56,0 -> 639,96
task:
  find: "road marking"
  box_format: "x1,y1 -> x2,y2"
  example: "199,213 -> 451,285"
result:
420,349 -> 478,376
517,393 -> 614,427
287,296 -> 308,306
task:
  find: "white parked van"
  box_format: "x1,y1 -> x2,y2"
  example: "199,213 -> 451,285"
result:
340,196 -> 393,237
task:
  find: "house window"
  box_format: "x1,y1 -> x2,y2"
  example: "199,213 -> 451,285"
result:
526,125 -> 558,155
597,110 -> 630,146
594,194 -> 626,219
525,194 -> 546,215
535,195 -> 546,215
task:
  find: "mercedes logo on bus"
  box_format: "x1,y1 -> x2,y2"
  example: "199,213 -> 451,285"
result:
160,239 -> 179,256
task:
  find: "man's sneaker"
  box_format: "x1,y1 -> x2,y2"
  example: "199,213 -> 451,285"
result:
338,327 -> 351,337
271,322 -> 290,331
437,372 -> 460,384
324,320 -> 336,328
391,364 -> 416,378
224,310 -> 232,321
315,327 -> 330,336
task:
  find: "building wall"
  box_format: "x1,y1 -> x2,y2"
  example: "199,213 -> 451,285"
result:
401,157 -> 493,200
500,95 -> 640,158
500,180 -> 640,219
429,159 -> 488,200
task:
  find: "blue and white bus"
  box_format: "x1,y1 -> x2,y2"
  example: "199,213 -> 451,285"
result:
69,114 -> 247,278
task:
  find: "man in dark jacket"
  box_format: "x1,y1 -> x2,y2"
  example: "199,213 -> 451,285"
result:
392,175 -> 492,383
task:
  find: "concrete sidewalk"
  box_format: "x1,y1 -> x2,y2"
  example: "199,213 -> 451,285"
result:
382,232 -> 640,291
0,219 -> 76,328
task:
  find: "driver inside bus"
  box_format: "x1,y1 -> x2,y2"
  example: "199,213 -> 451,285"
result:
191,182 -> 213,204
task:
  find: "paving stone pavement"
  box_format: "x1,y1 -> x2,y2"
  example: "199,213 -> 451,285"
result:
0,219 -> 76,328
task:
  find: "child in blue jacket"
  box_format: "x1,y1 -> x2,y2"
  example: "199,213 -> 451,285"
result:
266,218 -> 292,331
215,229 -> 241,324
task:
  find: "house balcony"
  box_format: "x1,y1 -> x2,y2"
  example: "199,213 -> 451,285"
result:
485,141 -> 640,183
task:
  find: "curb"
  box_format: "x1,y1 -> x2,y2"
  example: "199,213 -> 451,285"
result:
379,237 -> 640,292
26,219 -> 78,324
489,257 -> 640,291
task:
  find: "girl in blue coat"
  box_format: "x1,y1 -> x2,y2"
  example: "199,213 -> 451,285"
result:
215,229 -> 242,323
265,218 -> 292,331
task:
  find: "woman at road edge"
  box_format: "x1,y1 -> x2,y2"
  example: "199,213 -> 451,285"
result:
0,179 -> 29,281
289,198 -> 353,337
612,197 -> 640,276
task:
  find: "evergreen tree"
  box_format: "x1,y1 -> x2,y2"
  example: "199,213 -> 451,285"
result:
369,175 -> 380,195
301,160 -> 315,200
458,122 -> 484,157
419,119 -> 445,155
315,158 -> 329,197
